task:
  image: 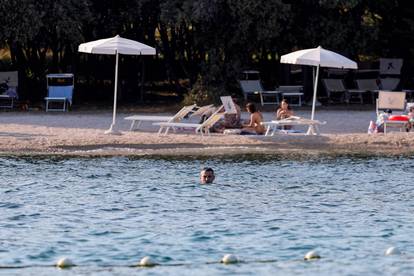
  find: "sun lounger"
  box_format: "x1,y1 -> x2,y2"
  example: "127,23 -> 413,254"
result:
124,104 -> 196,131
380,77 -> 400,91
124,115 -> 174,131
278,85 -> 304,106
45,74 -> 74,112
323,78 -> 366,104
0,71 -> 18,109
355,79 -> 380,103
0,94 -> 15,108
154,107 -> 224,136
262,116 -> 327,136
189,104 -> 215,118
239,80 -> 279,106
376,91 -> 407,133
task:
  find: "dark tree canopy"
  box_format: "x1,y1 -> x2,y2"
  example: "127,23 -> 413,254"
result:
0,0 -> 413,104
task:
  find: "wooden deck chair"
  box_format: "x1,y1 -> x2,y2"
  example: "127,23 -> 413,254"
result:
154,106 -> 225,136
376,91 -> 407,133
124,104 -> 197,131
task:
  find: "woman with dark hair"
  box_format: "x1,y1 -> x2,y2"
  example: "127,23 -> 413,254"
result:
276,99 -> 294,120
242,102 -> 265,135
276,99 -> 294,130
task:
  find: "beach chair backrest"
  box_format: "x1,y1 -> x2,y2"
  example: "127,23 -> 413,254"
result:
356,79 -> 379,91
189,104 -> 215,118
201,113 -> 224,129
220,96 -> 237,114
380,58 -> 403,75
278,85 -> 303,93
380,78 -> 400,91
170,104 -> 196,122
0,71 -> 18,88
322,79 -> 346,91
200,105 -> 224,128
376,91 -> 406,115
239,80 -> 263,93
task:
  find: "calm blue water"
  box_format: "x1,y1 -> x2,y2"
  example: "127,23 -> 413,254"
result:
1,155 -> 414,275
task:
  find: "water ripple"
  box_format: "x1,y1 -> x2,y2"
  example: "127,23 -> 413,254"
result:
0,156 -> 413,275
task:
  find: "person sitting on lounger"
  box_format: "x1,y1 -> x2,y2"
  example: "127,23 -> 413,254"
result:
375,109 -> 392,133
276,99 -> 294,120
241,102 -> 265,135
407,106 -> 414,132
275,99 -> 294,130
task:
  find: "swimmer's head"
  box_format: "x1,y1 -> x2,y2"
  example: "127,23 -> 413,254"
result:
200,167 -> 215,184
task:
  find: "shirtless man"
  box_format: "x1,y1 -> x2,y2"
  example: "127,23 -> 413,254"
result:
200,167 -> 215,184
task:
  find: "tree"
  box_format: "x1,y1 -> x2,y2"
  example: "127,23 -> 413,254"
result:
0,0 -> 92,99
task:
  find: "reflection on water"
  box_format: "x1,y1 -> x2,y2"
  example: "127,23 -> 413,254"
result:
0,155 -> 414,275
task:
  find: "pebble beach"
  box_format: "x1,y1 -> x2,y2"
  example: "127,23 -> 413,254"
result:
0,108 -> 413,157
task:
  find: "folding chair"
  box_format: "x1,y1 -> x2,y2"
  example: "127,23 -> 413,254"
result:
376,91 -> 407,133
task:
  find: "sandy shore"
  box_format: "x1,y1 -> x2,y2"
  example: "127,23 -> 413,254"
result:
1,108 -> 413,157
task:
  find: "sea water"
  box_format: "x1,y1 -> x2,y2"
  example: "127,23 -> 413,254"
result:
0,155 -> 414,275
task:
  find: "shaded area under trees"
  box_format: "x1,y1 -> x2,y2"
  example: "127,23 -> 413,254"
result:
0,0 -> 413,106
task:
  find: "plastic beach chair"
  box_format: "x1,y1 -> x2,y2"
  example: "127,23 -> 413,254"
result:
0,71 -> 18,109
154,107 -> 225,136
124,104 -> 197,131
239,80 -> 279,106
355,79 -> 380,103
322,78 -> 366,104
376,91 -> 407,133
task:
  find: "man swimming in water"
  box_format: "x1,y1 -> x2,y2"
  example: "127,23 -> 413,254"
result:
200,167 -> 215,184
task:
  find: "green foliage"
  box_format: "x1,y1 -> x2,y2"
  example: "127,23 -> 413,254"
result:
1,0 -> 414,101
182,74 -> 221,105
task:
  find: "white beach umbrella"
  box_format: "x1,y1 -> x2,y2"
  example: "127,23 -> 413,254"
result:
78,35 -> 156,134
280,46 -> 357,134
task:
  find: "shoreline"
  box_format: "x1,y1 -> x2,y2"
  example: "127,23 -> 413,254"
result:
1,110 -> 414,158
1,133 -> 414,158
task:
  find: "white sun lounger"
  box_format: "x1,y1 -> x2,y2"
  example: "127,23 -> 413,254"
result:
154,107 -> 224,136
0,71 -> 18,109
262,116 -> 327,136
124,104 -> 196,131
124,115 -> 174,131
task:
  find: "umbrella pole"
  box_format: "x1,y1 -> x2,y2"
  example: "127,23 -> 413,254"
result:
307,65 -> 320,135
105,50 -> 121,135
311,65 -> 319,121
